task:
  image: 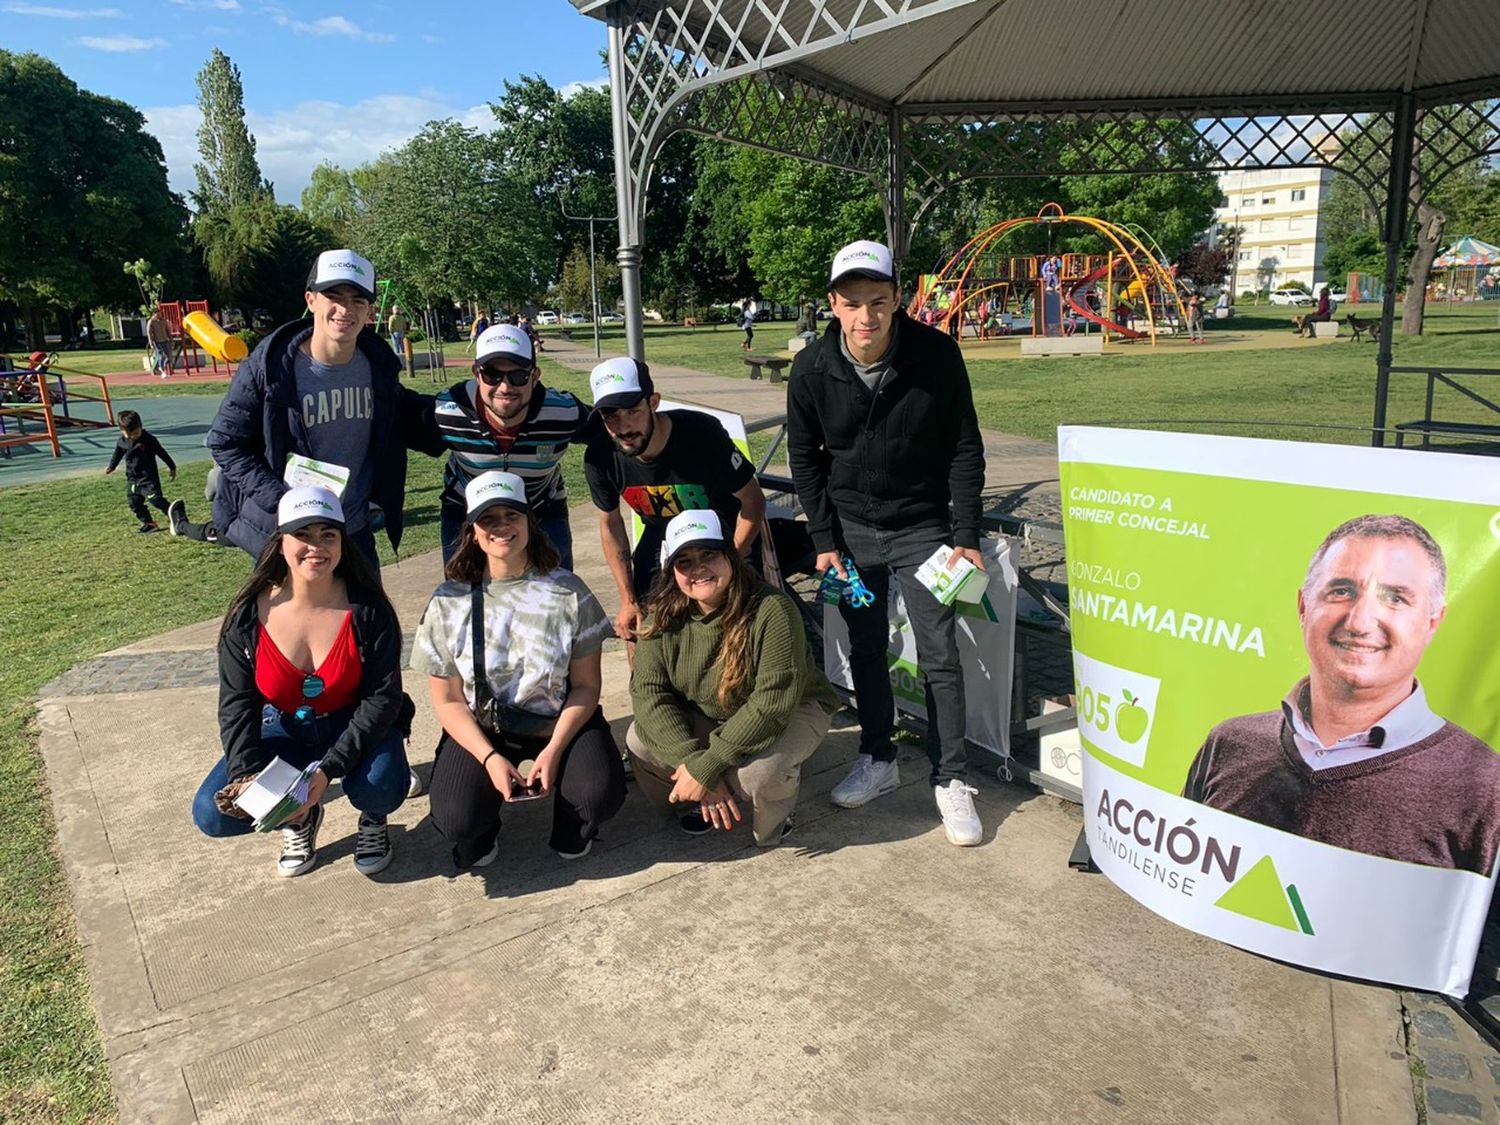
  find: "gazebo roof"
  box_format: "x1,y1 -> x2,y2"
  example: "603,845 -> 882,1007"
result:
1434,235 -> 1500,267
570,0 -> 1500,109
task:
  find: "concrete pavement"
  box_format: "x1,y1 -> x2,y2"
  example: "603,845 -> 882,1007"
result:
40,499 -> 1421,1123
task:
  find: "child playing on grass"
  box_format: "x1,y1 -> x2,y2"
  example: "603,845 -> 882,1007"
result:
104,409 -> 176,534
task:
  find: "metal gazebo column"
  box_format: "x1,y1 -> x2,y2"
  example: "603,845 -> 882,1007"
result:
885,111 -> 910,281
607,6 -> 646,361
1372,92 -> 1418,448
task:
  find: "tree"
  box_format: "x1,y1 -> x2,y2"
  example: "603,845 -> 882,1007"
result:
554,244 -> 620,316
195,198 -> 333,322
300,162 -> 359,244
351,121 -> 553,312
124,259 -> 164,316
0,51 -> 189,346
1174,242 -> 1234,291
192,48 -> 268,216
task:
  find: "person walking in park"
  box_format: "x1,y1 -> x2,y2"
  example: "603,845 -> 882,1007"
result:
191,486 -> 409,878
468,309 -> 490,355
104,409 -> 176,534
203,249 -> 439,569
740,301 -> 755,351
1186,292 -> 1206,343
147,309 -> 174,377
386,304 -> 410,366
583,356 -> 766,644
422,322 -> 589,567
628,510 -> 838,844
411,471 -> 626,869
787,239 -> 988,847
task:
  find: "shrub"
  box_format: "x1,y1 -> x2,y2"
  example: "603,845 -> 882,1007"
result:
235,328 -> 261,352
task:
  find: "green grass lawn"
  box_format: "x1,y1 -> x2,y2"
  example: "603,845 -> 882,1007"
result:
3,305 -> 1498,1120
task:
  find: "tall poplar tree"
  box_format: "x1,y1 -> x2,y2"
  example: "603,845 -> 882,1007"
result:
192,48 -> 267,215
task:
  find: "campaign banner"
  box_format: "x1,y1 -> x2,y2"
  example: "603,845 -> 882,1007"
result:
1059,426 -> 1500,995
823,537 -> 1018,760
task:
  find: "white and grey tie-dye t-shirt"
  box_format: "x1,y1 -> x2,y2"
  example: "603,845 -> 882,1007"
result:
409,568 -> 612,716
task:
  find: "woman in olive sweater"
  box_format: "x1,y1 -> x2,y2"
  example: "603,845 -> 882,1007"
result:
627,510 -> 838,844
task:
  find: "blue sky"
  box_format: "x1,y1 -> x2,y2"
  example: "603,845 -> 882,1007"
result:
3,0 -> 609,203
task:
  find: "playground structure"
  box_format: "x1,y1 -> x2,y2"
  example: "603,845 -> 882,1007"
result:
0,351 -> 117,459
909,204 -> 1189,348
156,301 -> 243,373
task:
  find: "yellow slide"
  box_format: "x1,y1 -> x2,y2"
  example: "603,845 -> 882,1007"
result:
182,311 -> 248,363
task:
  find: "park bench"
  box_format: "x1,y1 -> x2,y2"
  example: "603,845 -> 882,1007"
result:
744,355 -> 790,383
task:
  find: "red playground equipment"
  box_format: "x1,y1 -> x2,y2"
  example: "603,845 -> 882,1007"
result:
156,300 -> 242,376
909,203 -> 1188,347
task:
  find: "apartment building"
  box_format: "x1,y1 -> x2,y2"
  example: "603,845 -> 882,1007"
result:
1211,166 -> 1338,291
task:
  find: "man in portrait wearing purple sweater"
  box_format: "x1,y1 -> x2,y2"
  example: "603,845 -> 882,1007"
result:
1183,514 -> 1500,875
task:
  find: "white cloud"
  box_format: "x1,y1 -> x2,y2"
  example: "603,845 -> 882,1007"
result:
271,13 -> 395,43
558,77 -> 608,99
168,0 -> 240,10
3,3 -> 123,17
144,94 -> 495,204
79,34 -> 167,50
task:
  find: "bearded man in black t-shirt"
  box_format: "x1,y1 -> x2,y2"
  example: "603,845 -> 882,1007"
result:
583,356 -> 766,643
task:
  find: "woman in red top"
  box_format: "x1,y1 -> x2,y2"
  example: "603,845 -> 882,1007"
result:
192,486 -> 409,878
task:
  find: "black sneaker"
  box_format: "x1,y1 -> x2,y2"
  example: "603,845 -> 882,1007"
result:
353,813 -> 391,876
167,499 -> 187,537
679,812 -> 711,835
277,801 -> 323,877
138,522 -> 159,534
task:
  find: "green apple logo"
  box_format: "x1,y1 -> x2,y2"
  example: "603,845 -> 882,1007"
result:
1115,690 -> 1149,744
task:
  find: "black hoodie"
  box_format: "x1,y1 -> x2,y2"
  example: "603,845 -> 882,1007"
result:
786,310 -> 985,553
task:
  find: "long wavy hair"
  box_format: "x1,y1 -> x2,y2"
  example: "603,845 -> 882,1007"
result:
642,546 -> 766,710
445,510 -> 561,583
220,525 -> 390,638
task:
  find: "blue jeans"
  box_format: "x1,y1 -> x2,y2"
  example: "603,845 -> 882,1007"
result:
440,502 -> 574,570
191,705 -> 408,837
837,520 -> 968,785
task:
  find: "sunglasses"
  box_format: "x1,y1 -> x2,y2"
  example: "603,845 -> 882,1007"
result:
477,364 -> 533,387
293,673 -> 325,722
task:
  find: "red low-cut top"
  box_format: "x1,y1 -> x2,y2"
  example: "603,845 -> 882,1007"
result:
255,612 -> 361,714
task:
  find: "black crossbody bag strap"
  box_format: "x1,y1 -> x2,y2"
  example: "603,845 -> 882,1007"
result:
470,582 -> 490,717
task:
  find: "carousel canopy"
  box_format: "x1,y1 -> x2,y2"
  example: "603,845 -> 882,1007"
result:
1434,236 -> 1500,268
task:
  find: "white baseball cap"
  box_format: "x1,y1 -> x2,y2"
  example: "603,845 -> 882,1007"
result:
829,239 -> 896,287
589,356 -> 653,410
465,470 -> 529,519
278,485 -> 346,533
307,250 -> 376,301
475,324 -> 534,368
663,509 -> 728,567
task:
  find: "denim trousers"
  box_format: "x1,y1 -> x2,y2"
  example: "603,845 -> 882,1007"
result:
837,520 -> 968,784
191,705 -> 409,837
440,502 -> 574,570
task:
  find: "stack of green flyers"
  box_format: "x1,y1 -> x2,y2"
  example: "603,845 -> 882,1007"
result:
232,757 -> 323,832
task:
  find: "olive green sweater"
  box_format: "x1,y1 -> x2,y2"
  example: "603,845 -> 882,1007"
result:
631,589 -> 839,787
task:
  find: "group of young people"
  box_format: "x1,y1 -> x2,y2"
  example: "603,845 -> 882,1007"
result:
187,239 -> 990,878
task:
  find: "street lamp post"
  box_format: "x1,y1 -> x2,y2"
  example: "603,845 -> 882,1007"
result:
561,199 -> 617,359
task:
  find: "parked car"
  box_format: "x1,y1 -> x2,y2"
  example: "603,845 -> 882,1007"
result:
535,310 -> 560,325
1268,288 -> 1315,306
1325,288 -> 1350,303
563,312 -> 588,324
599,312 -> 624,324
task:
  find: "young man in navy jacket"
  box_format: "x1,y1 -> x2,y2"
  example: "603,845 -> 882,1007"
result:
201,250 -> 440,568
787,239 -> 988,846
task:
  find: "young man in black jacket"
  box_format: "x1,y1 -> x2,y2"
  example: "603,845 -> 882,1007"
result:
787,239 -> 987,846
199,250 -> 440,568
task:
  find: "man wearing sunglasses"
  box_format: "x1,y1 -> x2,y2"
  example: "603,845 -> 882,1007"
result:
422,323 -> 588,565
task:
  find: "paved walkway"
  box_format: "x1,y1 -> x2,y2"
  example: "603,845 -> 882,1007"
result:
35,335 -> 1495,1123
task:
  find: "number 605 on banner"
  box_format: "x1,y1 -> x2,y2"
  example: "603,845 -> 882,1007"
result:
1071,651 -> 1161,768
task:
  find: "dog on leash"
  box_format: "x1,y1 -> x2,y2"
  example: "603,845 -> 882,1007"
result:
1341,312 -> 1383,344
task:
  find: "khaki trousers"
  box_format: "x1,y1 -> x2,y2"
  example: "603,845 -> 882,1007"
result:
626,699 -> 830,846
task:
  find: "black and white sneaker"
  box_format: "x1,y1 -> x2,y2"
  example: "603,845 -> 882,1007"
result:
277,802 -> 323,877
406,768 -> 425,799
778,814 -> 794,842
353,813 -> 392,876
167,499 -> 187,537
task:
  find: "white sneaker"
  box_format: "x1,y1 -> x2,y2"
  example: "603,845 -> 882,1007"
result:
934,780 -> 982,846
830,754 -> 900,808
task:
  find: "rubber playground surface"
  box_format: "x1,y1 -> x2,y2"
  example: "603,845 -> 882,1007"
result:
0,394 -> 220,488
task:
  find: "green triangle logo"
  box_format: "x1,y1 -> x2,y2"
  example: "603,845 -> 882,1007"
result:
1214,855 -> 1314,935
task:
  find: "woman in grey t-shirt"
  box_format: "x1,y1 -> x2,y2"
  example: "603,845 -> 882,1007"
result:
410,471 -> 626,868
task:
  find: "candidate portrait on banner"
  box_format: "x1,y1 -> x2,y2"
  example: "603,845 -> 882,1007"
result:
1182,513 -> 1500,875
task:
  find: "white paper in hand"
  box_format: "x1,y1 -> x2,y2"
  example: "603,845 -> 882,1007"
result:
283,454 -> 351,498
233,757 -> 322,831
